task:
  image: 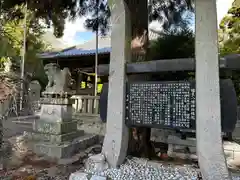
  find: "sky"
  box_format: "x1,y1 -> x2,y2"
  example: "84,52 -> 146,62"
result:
51,0 -> 235,47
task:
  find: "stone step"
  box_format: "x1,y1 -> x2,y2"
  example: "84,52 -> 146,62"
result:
33,134 -> 99,159
167,141 -> 240,164
73,113 -> 101,122
8,115 -> 39,121
77,122 -> 106,137
74,113 -> 100,117
24,130 -> 84,144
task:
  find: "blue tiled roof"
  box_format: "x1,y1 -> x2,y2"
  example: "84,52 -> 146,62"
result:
39,47 -> 111,59
39,30 -> 161,59
58,47 -> 111,57
39,51 -> 59,58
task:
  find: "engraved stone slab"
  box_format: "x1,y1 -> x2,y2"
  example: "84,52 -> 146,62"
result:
25,130 -> 84,144
33,120 -> 77,135
34,134 -> 98,158
29,80 -> 41,102
40,104 -> 73,122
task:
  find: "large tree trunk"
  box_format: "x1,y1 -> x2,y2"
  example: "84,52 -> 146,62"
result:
126,0 -> 155,159
127,0 -> 149,62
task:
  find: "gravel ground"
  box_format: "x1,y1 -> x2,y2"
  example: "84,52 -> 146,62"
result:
0,138 -> 99,180
2,120 -> 240,180
1,155 -> 240,180
84,157 -> 240,180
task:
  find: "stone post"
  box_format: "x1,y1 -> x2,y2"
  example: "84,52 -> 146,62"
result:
102,0 -> 131,167
195,0 -> 231,179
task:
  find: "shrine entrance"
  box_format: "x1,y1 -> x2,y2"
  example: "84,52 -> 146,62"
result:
102,0 -> 232,179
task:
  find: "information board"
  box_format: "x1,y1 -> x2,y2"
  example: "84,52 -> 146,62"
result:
125,81 -> 196,129
100,79 -> 237,132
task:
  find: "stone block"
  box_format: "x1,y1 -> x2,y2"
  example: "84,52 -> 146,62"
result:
69,172 -> 107,180
69,172 -> 89,180
40,104 -> 73,122
151,129 -> 174,143
41,91 -> 74,98
90,175 -> 107,180
33,120 -> 77,135
168,144 -> 196,154
40,97 -> 74,105
25,130 -> 84,144
167,135 -> 196,147
85,154 -> 108,173
34,134 -> 98,158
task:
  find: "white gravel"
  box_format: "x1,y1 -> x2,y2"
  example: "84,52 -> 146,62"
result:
85,158 -> 240,180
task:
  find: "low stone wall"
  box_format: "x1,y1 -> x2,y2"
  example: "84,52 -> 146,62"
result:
74,114 -> 106,138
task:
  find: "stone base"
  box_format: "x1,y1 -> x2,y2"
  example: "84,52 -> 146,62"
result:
33,134 -> 98,159
39,103 -> 73,122
167,135 -> 196,147
42,91 -> 74,97
167,140 -> 240,163
40,97 -> 74,105
33,120 -> 78,134
25,130 -> 84,144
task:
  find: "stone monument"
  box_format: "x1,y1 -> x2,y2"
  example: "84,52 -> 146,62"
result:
101,0 -> 131,168
29,80 -> 41,112
29,80 -> 41,102
26,63 -> 98,159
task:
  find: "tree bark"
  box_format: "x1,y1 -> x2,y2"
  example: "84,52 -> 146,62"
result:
127,0 -> 149,62
125,0 -> 155,158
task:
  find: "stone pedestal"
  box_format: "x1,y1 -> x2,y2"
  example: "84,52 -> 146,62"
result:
27,95 -> 98,159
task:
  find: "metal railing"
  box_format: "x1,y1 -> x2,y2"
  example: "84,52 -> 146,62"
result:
71,95 -> 100,116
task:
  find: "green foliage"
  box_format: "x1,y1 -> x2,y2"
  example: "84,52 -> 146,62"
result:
219,5 -> 240,103
0,0 -> 194,37
219,6 -> 240,56
0,57 -> 8,69
220,37 -> 240,56
0,4 -> 49,85
2,6 -> 46,53
149,28 -> 194,60
149,0 -> 194,30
